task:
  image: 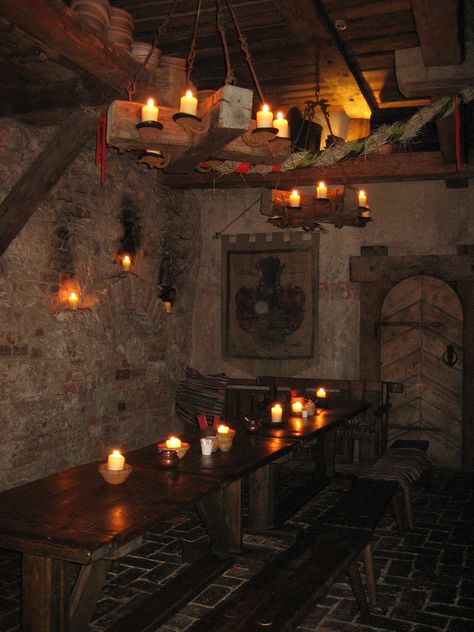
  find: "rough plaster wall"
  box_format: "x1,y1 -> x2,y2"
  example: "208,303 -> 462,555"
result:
190,180 -> 474,380
0,120 -> 200,490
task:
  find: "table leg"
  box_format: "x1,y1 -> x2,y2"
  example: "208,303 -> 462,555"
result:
196,489 -> 232,558
22,554 -> 70,632
311,431 -> 336,477
223,480 -> 242,553
69,559 -> 111,632
248,463 -> 275,531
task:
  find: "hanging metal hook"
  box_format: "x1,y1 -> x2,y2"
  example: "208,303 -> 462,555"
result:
442,344 -> 458,367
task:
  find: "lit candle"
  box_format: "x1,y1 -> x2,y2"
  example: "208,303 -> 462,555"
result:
166,436 -> 182,449
180,89 -> 198,116
256,104 -> 273,129
316,182 -> 328,199
217,424 -> 230,434
289,190 -> 300,207
316,387 -> 327,399
108,450 -> 125,471
141,98 -> 159,122
273,111 -> 288,138
163,301 -> 172,314
68,291 -> 79,310
271,404 -> 282,423
292,401 -> 303,415
358,190 -> 367,207
121,255 -> 132,272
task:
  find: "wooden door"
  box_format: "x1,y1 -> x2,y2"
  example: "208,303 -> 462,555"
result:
380,276 -> 462,465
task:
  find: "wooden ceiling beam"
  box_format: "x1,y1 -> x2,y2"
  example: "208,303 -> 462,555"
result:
270,0 -> 372,119
411,0 -> 462,67
159,151 -> 474,189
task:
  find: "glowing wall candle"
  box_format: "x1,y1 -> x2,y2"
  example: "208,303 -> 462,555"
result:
121,255 -> 132,271
68,291 -> 79,310
316,181 -> 328,199
180,90 -> 198,116
289,189 -> 300,207
273,111 -> 289,138
358,190 -> 367,207
141,98 -> 159,122
271,404 -> 282,423
256,104 -> 273,128
316,387 -> 327,399
108,450 -> 125,471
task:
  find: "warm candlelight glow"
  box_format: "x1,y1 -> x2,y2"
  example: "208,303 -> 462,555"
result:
165,436 -> 182,449
256,103 -> 273,128
217,424 -> 230,434
292,401 -> 303,414
316,181 -> 328,199
271,403 -> 283,423
68,291 -> 79,310
358,190 -> 367,207
289,190 -> 300,207
163,301 -> 172,314
108,450 -> 125,471
141,98 -> 159,122
316,387 -> 327,399
180,89 -> 198,116
121,255 -> 132,271
273,111 -> 289,138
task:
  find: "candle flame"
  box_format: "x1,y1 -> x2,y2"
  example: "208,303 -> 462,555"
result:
292,189 -> 298,196
217,424 -> 230,434
166,436 -> 182,448
272,404 -> 282,411
69,291 -> 78,301
359,190 -> 365,196
319,181 -> 325,187
262,104 -> 269,112
112,449 -> 122,457
277,111 -> 283,120
185,89 -> 193,98
316,387 -> 327,398
147,98 -> 155,107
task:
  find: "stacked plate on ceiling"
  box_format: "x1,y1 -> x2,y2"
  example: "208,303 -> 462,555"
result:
107,7 -> 134,51
71,0 -> 111,35
131,42 -> 161,68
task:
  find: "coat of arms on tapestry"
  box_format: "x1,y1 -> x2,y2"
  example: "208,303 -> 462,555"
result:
222,232 -> 319,360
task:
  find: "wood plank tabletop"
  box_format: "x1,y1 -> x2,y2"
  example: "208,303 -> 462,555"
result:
255,399 -> 370,440
0,458 -> 223,564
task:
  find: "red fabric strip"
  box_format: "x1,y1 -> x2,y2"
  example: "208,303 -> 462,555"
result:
234,162 -> 251,173
101,114 -> 107,186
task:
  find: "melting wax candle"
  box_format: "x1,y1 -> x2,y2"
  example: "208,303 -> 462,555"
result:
68,291 -> 79,310
180,90 -> 198,116
108,450 -> 125,471
256,104 -> 273,128
358,190 -> 367,207
217,424 -> 230,434
166,436 -> 182,449
273,111 -> 288,138
289,190 -> 300,207
141,98 -> 159,122
121,255 -> 132,271
316,387 -> 327,399
292,401 -> 303,414
271,404 -> 282,423
316,182 -> 328,199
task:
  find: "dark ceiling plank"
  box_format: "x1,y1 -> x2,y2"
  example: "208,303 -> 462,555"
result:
270,0 -> 372,118
159,151 -> 474,188
411,0 -> 462,67
0,109 -> 98,256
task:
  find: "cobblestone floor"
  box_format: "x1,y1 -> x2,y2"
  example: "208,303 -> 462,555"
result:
0,467 -> 472,632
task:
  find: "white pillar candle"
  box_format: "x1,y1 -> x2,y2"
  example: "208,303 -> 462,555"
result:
108,450 -> 125,471
289,190 -> 300,207
358,190 -> 367,207
292,401 -> 303,414
180,90 -> 198,116
68,291 -> 79,310
256,104 -> 273,128
141,98 -> 159,122
166,436 -> 182,449
316,182 -> 327,199
273,111 -> 288,138
271,404 -> 282,423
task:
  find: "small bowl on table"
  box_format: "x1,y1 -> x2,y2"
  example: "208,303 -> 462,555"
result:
157,441 -> 190,459
99,462 -> 132,485
157,449 -> 180,469
243,417 -> 263,434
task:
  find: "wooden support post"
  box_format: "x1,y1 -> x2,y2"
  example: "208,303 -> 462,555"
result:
222,480 -> 242,554
196,490 -> 231,557
411,0 -> 462,67
69,559 -> 111,632
0,108 -> 98,255
22,554 -> 70,632
248,464 -> 275,531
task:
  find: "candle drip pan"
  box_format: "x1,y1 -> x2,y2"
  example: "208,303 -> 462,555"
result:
99,463 -> 133,484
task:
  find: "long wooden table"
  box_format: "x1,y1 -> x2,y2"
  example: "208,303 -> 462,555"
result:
0,398 -> 367,632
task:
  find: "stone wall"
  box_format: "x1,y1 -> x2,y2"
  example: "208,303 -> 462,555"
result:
190,181 -> 474,379
0,120 -> 200,490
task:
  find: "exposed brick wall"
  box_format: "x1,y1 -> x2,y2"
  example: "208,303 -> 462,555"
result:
0,119 -> 200,490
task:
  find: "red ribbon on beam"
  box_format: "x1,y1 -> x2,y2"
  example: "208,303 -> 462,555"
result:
95,115 -> 107,185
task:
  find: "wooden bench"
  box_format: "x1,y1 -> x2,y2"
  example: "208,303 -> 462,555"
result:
187,526 -> 372,631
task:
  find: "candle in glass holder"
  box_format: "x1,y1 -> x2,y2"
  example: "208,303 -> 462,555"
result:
271,403 -> 282,423
316,182 -> 328,199
68,291 -> 79,310
289,190 -> 300,207
256,104 -> 273,128
108,450 -> 125,471
141,98 -> 159,122
121,255 -> 132,271
166,436 -> 182,449
180,90 -> 198,116
292,401 -> 303,415
316,387 -> 327,399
